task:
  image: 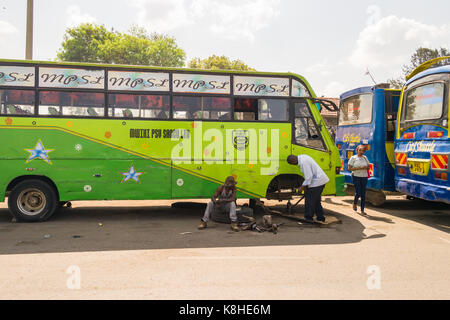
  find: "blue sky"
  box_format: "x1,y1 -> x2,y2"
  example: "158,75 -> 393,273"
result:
0,0 -> 449,96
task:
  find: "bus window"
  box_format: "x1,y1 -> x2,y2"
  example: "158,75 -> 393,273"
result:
385,92 -> 400,141
202,97 -> 231,120
338,94 -> 373,126
258,99 -> 288,121
294,102 -> 325,150
108,93 -> 170,119
172,96 -> 231,120
404,82 -> 444,121
0,89 -> 34,115
234,98 -> 257,120
39,91 -> 104,117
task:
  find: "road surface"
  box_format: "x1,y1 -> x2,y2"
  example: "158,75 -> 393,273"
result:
0,196 -> 448,299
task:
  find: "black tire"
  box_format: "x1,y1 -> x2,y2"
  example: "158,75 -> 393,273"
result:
8,179 -> 59,222
211,205 -> 254,224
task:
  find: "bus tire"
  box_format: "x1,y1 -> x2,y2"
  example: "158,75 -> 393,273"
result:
366,189 -> 386,207
8,179 -> 59,222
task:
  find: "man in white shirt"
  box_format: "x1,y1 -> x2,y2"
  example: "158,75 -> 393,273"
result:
287,154 -> 329,222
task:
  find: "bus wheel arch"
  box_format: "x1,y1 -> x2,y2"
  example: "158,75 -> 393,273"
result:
6,175 -> 60,222
265,174 -> 305,200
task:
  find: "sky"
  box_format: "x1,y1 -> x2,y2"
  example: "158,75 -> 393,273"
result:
0,0 -> 449,97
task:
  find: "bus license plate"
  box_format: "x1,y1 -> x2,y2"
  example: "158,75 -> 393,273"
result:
410,162 -> 425,175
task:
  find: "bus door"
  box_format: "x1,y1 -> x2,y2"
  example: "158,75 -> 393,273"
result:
383,90 -> 401,191
291,99 -> 332,192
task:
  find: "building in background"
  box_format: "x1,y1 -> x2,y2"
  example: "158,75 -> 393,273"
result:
319,97 -> 339,140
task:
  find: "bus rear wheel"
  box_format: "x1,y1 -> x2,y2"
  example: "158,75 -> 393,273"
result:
8,179 -> 58,222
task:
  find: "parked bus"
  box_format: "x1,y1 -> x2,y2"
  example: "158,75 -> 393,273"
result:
336,84 -> 401,206
395,56 -> 450,204
0,59 -> 344,221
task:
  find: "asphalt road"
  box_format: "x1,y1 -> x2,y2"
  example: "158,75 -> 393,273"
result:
0,196 -> 448,299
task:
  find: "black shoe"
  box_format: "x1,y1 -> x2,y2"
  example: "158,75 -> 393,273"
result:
303,217 -> 314,223
316,217 -> 326,223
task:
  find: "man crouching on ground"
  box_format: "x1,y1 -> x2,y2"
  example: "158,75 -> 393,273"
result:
198,176 -> 240,231
287,154 -> 329,223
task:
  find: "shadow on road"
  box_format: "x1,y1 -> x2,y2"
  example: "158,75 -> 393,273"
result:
0,201 -> 377,255
343,198 -> 450,233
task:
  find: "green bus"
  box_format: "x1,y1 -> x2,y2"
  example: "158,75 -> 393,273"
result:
0,59 -> 344,222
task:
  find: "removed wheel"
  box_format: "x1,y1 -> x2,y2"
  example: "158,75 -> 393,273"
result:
8,179 -> 59,222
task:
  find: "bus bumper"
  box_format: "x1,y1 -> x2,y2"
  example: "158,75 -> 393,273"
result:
396,178 -> 450,204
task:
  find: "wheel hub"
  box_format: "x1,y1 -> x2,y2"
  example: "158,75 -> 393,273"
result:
17,188 -> 46,216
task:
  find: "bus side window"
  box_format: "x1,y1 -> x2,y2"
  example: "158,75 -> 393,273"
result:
1,89 -> 35,115
234,98 -> 257,120
293,102 -> 325,150
258,99 -> 289,121
39,91 -> 104,117
109,93 -> 170,119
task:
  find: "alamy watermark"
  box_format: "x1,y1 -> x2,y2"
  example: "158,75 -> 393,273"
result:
366,265 -> 381,290
66,265 -> 81,289
170,122 -> 281,175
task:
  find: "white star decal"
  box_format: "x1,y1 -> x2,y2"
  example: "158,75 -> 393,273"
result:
120,165 -> 144,183
25,140 -> 54,164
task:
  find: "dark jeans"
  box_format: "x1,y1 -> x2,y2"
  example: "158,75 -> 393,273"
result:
304,184 -> 325,221
353,176 -> 368,212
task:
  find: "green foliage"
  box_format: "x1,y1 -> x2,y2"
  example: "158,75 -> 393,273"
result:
57,23 -> 186,67
388,47 -> 450,88
188,55 -> 256,71
401,47 -> 450,76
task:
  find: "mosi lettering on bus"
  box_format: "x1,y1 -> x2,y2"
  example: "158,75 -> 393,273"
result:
233,76 -> 289,96
0,66 -> 35,87
39,67 -> 105,89
172,73 -> 230,94
108,71 -> 170,91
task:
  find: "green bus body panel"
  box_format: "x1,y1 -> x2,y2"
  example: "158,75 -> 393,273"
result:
0,59 -> 343,202
0,116 -> 341,202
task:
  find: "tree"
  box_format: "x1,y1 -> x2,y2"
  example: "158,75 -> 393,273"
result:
188,55 -> 255,71
388,47 -> 450,88
57,23 -> 186,67
56,23 -> 114,63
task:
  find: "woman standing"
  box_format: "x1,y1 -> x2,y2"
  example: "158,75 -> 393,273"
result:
348,145 -> 370,215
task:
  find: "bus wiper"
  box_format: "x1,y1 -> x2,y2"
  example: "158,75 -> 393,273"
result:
306,97 -> 339,112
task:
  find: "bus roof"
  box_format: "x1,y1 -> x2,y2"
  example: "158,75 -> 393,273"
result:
405,65 -> 450,86
340,85 -> 400,100
0,58 -> 317,97
340,86 -> 372,100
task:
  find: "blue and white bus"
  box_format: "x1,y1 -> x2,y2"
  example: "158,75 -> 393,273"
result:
395,57 -> 450,204
336,84 -> 401,206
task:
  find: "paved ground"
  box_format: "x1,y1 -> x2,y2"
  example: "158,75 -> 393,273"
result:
0,196 -> 448,299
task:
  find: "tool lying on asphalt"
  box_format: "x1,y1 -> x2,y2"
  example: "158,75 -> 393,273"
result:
238,214 -> 284,234
254,200 -> 342,227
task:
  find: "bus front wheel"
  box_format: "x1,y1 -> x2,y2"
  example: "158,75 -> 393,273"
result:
366,189 -> 386,207
8,179 -> 59,222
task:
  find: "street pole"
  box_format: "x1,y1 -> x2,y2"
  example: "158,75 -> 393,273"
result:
25,0 -> 33,60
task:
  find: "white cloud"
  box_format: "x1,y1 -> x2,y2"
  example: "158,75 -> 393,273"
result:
306,59 -> 333,76
66,5 -> 97,28
321,81 -> 347,97
350,11 -> 450,69
130,0 -> 280,41
0,20 -> 18,35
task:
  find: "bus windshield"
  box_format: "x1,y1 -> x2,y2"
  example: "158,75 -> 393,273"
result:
338,94 -> 372,126
404,82 -> 444,121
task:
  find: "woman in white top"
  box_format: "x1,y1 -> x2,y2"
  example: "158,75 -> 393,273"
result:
348,145 -> 370,214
